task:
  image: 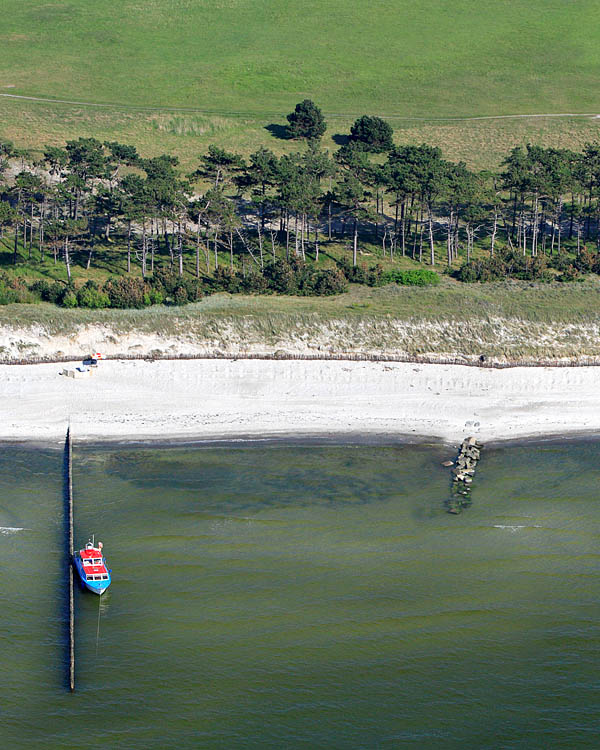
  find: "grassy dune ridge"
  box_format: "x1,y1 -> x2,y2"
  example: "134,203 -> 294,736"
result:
4,281 -> 600,362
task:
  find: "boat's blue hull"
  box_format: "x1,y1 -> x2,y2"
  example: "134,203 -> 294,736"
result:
73,556 -> 111,595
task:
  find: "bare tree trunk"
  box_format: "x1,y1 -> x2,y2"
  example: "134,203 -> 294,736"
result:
127,220 -> 132,273
178,229 -> 183,277
142,222 -> 147,277
557,198 -> 563,253
353,218 -> 358,267
64,237 -> 71,281
86,232 -> 94,270
447,209 -> 453,266
196,220 -> 201,278
301,214 -> 306,261
490,209 -> 498,256
401,201 -> 406,256
428,206 -> 435,266
28,203 -> 34,260
39,199 -> 45,261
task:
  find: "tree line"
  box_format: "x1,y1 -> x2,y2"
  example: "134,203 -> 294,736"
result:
2,100 -> 600,293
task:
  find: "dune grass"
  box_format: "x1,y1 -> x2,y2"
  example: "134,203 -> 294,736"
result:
2,96 -> 600,174
4,279 -> 600,338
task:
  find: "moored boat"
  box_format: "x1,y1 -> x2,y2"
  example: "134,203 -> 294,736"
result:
73,540 -> 111,595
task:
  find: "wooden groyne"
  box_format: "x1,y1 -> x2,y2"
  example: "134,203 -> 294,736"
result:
446,436 -> 483,514
65,427 -> 75,692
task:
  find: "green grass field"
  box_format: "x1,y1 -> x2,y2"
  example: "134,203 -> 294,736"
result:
3,0 -> 600,116
2,1 -> 600,168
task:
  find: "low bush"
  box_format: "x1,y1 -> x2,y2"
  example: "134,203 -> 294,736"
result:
262,259 -> 302,294
30,279 -> 65,303
77,281 -> 110,309
456,251 -> 551,282
382,268 -> 440,286
60,289 -> 78,308
0,272 -> 36,304
104,276 -> 148,308
308,267 -> 348,295
151,269 -> 203,303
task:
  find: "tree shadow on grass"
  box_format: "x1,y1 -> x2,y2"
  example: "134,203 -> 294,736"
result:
264,123 -> 290,141
332,133 -> 350,146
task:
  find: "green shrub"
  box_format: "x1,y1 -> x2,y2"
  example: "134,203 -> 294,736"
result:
104,276 -> 148,308
173,285 -> 189,305
30,279 -> 65,303
263,259 -> 301,294
557,264 -> 580,282
382,268 -> 440,286
548,253 -> 572,272
151,269 -> 203,302
308,268 -> 348,295
240,270 -> 269,294
60,290 -> 78,308
147,288 -> 164,305
573,248 -> 595,273
367,263 -> 385,287
456,251 -> 551,283
337,258 -> 369,283
77,281 -> 110,309
0,272 -> 36,304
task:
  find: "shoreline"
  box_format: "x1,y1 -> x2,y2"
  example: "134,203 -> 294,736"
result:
3,358 -> 600,445
3,430 -> 600,451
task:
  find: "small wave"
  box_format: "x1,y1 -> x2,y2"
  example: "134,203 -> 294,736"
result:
0,526 -> 27,534
493,524 -> 542,532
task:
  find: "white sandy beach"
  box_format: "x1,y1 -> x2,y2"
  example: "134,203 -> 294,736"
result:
1,358 -> 600,444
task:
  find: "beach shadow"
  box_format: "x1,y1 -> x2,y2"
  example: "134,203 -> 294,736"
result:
265,123 -> 290,141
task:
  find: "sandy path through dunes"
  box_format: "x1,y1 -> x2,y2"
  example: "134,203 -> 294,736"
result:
1,359 -> 600,444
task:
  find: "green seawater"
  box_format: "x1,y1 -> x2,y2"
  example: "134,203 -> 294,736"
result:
1,440 -> 599,749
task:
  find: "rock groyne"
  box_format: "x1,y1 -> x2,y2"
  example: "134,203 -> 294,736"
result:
447,436 -> 483,514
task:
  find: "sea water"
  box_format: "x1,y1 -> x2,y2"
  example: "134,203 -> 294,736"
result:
0,440 -> 598,749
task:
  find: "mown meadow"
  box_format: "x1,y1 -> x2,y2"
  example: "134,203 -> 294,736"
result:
3,0 -> 600,116
2,0 -> 600,171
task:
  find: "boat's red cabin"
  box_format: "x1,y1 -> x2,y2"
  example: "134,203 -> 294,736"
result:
79,547 -> 108,576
